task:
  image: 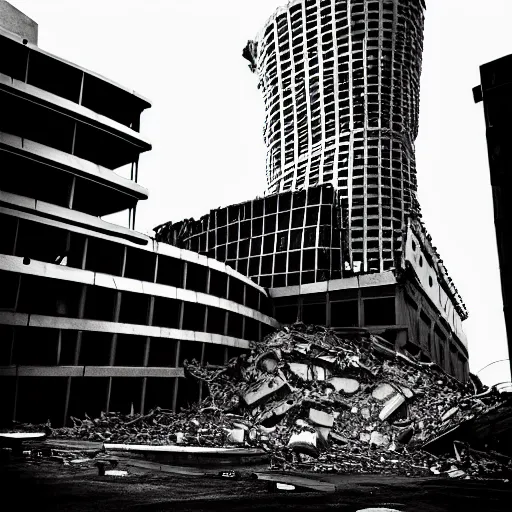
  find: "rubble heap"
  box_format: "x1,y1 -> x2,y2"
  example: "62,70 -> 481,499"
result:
54,324 -> 510,477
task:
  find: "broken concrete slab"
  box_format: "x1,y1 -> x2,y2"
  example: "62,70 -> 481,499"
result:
288,431 -> 319,458
400,386 -> 414,399
124,458 -> 207,476
316,426 -> 332,442
329,377 -> 360,394
370,431 -> 390,448
330,432 -> 349,445
447,468 -> 466,478
254,472 -> 336,493
314,355 -> 337,367
104,470 -> 128,477
379,394 -> 406,421
309,408 -> 335,428
258,398 -> 297,426
242,372 -> 290,407
232,422 -> 250,431
289,363 -> 329,381
226,429 -> 245,444
441,406 -> 459,422
276,483 -> 295,491
360,432 -> 371,443
372,383 -> 395,401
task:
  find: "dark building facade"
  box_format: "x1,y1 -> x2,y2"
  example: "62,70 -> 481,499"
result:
0,2 -> 279,427
474,54 -> 512,378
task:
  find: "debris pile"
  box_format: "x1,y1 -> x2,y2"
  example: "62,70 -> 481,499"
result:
54,324 -> 511,478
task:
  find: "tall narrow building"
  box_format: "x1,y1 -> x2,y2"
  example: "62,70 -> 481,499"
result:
158,0 -> 469,382
244,0 -> 425,274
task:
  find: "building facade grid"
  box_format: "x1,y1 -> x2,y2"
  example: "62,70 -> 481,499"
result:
251,0 -> 425,274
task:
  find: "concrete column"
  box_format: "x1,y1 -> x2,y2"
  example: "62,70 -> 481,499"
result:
223,311 -> 229,339
14,273 -> 21,312
394,286 -> 402,326
70,121 -> 78,155
12,218 -> 20,256
257,293 -> 262,341
78,72 -> 85,105
429,322 -> 436,364
172,262 -> 187,412
326,292 -> 331,328
134,158 -> 139,184
131,204 -> 138,230
8,326 -> 15,366
68,177 -> 76,210
357,288 -> 364,327
140,255 -> 159,414
56,329 -> 62,365
241,283 -> 247,339
73,286 -> 87,366
225,275 -> 231,301
223,275 -> 230,365
62,237 -> 88,426
106,247 -> 127,413
24,48 -> 30,83
198,343 -> 206,402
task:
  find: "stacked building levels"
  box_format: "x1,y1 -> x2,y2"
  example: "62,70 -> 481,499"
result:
157,0 -> 470,382
0,1 -> 279,427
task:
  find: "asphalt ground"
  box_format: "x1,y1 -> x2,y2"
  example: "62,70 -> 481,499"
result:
2,458 -> 512,512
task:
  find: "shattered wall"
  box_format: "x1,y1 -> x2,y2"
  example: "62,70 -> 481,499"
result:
246,0 -> 425,275
155,185 -> 345,288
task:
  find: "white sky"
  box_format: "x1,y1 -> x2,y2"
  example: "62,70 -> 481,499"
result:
10,0 -> 512,386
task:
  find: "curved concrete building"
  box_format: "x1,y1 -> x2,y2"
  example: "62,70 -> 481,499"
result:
246,0 -> 425,274
0,4 -> 278,426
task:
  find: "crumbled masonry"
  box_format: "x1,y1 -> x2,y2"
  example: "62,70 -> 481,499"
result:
48,324 -> 510,478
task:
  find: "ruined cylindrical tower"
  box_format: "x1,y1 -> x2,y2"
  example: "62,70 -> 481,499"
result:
246,0 -> 425,273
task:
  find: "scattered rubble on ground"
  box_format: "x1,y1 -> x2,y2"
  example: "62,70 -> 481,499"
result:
10,324 -> 512,479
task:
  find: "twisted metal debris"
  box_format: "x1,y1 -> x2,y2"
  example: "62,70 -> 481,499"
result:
51,324 -> 511,478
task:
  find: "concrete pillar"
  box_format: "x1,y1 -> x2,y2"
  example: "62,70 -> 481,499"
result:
140,255 -> 159,414
172,261 -> 187,412
63,237 -> 88,426
106,246 -> 127,413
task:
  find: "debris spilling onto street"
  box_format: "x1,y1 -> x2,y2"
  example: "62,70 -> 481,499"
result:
42,325 -> 512,478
